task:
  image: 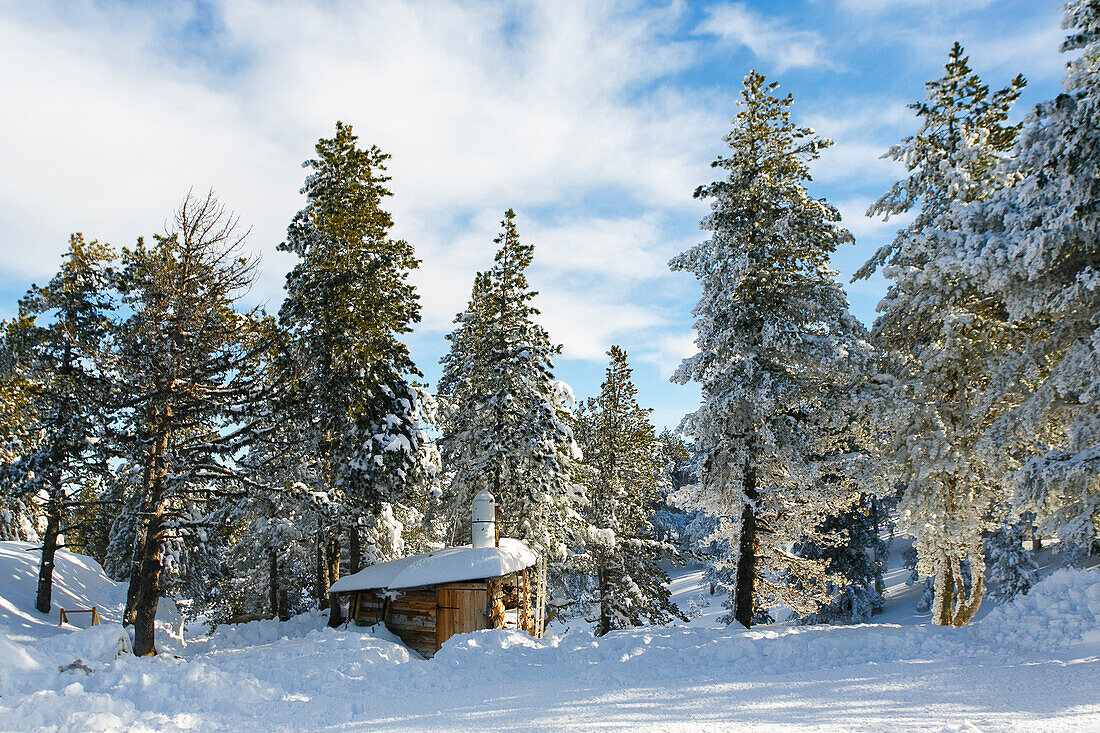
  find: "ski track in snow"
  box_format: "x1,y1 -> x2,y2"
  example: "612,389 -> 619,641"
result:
1,544 -> 1098,732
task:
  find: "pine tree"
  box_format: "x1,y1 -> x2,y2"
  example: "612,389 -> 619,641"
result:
0,236 -> 117,613
856,44 -> 1027,625
797,495 -> 892,624
0,319 -> 41,541
115,191 -> 277,655
984,509 -> 1039,603
437,210 -> 581,558
951,4 -> 1100,554
671,71 -> 875,628
576,346 -> 683,636
277,122 -> 434,603
651,429 -> 702,551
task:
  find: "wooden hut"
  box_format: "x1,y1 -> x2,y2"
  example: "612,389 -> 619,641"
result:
328,538 -> 541,658
327,491 -> 545,658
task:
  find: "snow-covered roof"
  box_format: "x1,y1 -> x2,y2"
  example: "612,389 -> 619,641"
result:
328,538 -> 537,594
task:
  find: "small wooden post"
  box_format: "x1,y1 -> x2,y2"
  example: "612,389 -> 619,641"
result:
534,556 -> 547,639
519,568 -> 532,634
59,607 -> 100,627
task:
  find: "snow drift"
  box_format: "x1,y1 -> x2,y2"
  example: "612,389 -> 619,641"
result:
977,567 -> 1100,654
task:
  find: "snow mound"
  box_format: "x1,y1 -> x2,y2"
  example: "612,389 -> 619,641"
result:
203,610 -> 330,651
977,568 -> 1100,654
0,541 -> 126,640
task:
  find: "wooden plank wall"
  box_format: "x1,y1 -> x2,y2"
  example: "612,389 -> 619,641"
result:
353,591 -> 385,626
349,577 -> 519,659
383,588 -> 439,658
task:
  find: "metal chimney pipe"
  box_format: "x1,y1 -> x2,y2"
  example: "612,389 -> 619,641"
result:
471,490 -> 496,549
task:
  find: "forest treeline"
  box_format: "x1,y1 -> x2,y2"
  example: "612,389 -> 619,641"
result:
2,4 -> 1099,654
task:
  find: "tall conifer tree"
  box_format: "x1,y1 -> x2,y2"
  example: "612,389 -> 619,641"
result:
437,210 -> 580,558
278,122 -> 434,597
953,4 -> 1100,554
115,192 -> 275,655
856,45 -> 1026,625
577,346 -> 683,636
671,71 -> 874,628
0,236 -> 116,613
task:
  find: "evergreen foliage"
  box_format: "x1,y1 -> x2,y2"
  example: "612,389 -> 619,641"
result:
278,122 -> 431,522
797,495 -> 892,624
575,346 -> 683,636
984,510 -> 1039,603
113,191 -> 278,655
856,44 -> 1027,626
0,236 -> 117,613
670,71 -> 875,628
437,210 -> 581,558
950,4 -> 1100,554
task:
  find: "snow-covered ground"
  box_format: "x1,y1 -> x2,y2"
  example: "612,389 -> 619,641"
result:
1,542 -> 1098,732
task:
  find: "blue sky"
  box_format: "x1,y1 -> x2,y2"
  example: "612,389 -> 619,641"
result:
0,0 -> 1071,429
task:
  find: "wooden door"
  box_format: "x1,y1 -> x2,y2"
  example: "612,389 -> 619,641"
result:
437,584 -> 489,647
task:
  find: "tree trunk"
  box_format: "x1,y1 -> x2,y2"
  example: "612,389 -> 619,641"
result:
326,537 -> 340,588
124,552 -> 142,626
35,489 -> 62,615
133,505 -> 166,656
328,592 -> 343,628
278,588 -> 289,622
349,519 -> 361,575
315,519 -> 328,610
267,548 -> 279,617
935,561 -> 954,626
595,561 -> 611,637
934,552 -> 984,627
733,458 -> 758,630
132,406 -> 171,656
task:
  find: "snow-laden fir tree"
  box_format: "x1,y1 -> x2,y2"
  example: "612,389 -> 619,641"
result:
984,509 -> 1039,603
854,44 -> 1027,625
651,429 -> 708,553
796,494 -> 892,624
224,481 -> 318,620
114,192 -> 278,656
671,71 -> 876,628
278,122 -> 437,595
437,210 -> 581,559
0,323 -> 38,541
0,236 -> 117,613
950,4 -> 1100,554
575,346 -> 683,636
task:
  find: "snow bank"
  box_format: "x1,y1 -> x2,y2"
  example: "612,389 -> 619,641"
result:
0,541 -> 125,640
977,568 -> 1100,654
0,635 -> 45,696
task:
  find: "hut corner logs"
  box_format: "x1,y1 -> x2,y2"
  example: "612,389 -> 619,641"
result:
327,491 -> 546,658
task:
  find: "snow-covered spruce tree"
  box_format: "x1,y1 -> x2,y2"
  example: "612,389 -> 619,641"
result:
278,122 -> 435,604
576,346 -> 683,636
796,494 -> 892,624
671,71 -> 875,628
951,4 -> 1100,554
224,480 -> 317,620
984,509 -> 1039,603
115,191 -> 277,656
0,319 -> 41,541
0,236 -> 117,613
651,429 -> 706,552
855,44 -> 1027,626
437,210 -> 581,558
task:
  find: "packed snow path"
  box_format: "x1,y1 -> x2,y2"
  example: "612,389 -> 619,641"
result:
2,546 -> 1098,731
3,613 -> 1099,731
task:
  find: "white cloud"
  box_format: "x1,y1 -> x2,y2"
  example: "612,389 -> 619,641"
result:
837,0 -> 995,14
699,3 -> 831,72
0,0 -> 718,367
